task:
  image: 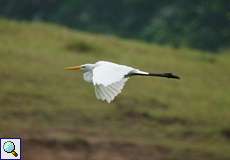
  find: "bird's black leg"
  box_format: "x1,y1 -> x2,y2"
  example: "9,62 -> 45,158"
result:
125,72 -> 180,79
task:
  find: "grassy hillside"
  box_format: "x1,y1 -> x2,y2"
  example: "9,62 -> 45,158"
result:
0,18 -> 230,160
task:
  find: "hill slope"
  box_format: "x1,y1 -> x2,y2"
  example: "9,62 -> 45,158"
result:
0,19 -> 230,160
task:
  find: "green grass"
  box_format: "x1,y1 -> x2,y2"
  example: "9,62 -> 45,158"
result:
0,18 -> 230,159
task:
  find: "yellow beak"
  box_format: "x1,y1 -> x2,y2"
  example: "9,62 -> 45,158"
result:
64,65 -> 81,71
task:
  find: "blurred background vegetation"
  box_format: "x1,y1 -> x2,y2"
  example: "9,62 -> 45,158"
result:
0,0 -> 229,51
0,1 -> 230,160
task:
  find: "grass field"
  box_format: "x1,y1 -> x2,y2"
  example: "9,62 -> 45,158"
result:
0,18 -> 230,160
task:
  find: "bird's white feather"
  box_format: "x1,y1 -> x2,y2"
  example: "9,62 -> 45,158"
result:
93,61 -> 134,86
83,71 -> 93,83
101,87 -> 113,102
96,86 -> 106,101
79,61 -> 147,103
94,86 -> 101,99
94,78 -> 128,103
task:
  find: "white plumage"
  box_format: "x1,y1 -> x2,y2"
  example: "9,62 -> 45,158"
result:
92,61 -> 133,86
94,78 -> 128,103
84,61 -> 138,103
65,60 -> 179,103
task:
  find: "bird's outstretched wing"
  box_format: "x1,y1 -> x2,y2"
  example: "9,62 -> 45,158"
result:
92,61 -> 134,86
92,62 -> 134,102
94,78 -> 128,103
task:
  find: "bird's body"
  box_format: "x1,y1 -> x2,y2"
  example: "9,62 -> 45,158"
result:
65,61 -> 179,103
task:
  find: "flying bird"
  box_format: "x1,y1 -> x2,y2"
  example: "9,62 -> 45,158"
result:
65,61 -> 180,103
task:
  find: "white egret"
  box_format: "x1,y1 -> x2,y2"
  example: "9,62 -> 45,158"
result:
65,61 -> 180,103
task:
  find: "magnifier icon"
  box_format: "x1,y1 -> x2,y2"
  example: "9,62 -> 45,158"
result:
3,141 -> 18,157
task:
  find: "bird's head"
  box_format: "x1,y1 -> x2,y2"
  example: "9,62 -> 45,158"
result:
65,64 -> 95,72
